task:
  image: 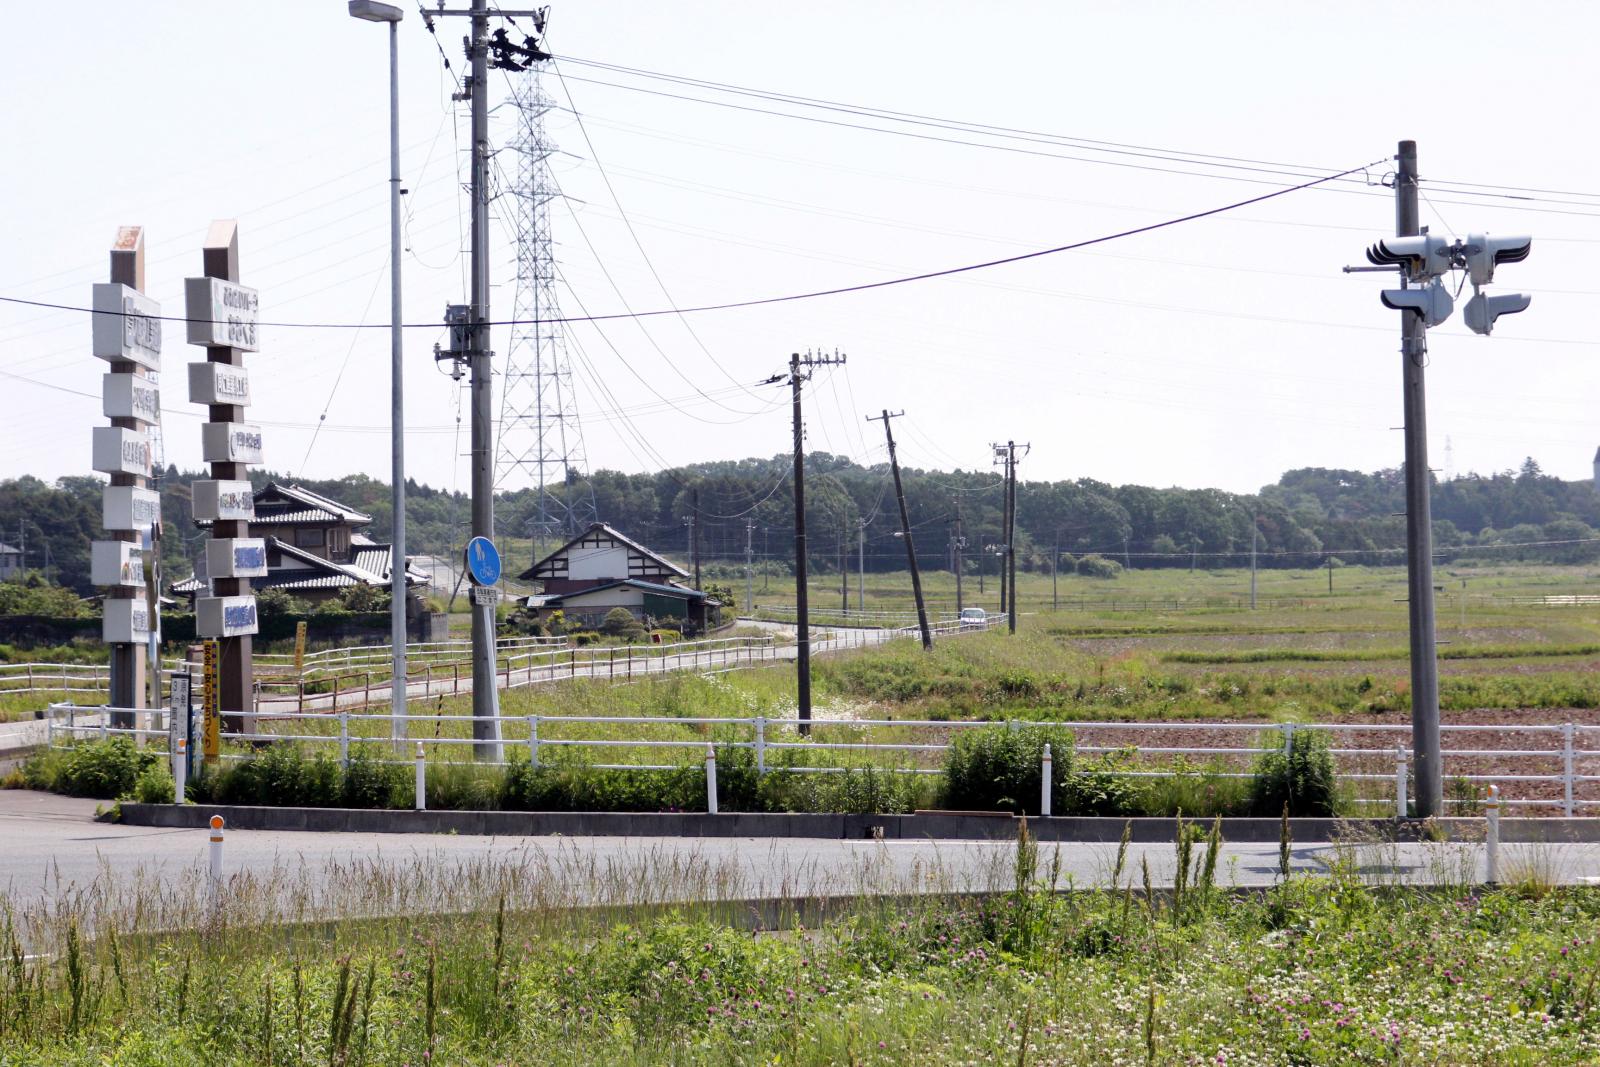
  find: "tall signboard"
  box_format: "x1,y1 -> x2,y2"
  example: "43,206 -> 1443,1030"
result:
91,227 -> 161,725
188,221 -> 260,734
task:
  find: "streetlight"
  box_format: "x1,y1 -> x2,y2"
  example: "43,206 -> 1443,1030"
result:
348,0 -> 407,747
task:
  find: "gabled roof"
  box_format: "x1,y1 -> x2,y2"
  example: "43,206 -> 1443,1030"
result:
196,482 -> 373,529
528,578 -> 708,606
171,536 -> 427,595
518,522 -> 689,581
0,542 -> 19,554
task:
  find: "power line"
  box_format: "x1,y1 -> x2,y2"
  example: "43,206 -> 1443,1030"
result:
0,158 -> 1379,331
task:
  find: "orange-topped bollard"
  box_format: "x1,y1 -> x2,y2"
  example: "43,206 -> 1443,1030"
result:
208,814 -> 225,889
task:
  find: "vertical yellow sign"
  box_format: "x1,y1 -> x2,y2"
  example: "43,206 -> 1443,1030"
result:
202,639 -> 220,760
294,621 -> 307,673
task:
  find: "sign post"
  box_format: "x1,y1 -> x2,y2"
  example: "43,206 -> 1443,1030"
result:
201,640 -> 220,762
167,672 -> 191,774
464,536 -> 503,761
188,221 -> 261,736
91,226 -> 161,727
294,621 -> 307,674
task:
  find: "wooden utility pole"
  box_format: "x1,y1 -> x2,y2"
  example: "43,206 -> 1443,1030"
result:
870,410 -> 932,650
785,350 -> 845,732
952,499 -> 965,614
1007,441 -> 1019,634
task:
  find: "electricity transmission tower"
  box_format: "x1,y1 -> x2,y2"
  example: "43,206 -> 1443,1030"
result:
494,53 -> 595,550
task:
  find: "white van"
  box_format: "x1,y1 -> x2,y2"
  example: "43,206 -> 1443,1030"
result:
959,607 -> 988,629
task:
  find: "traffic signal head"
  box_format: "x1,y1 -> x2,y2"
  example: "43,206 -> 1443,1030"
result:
1366,234 -> 1452,281
1463,291 -> 1531,335
1462,232 -> 1531,287
1380,279 -> 1455,327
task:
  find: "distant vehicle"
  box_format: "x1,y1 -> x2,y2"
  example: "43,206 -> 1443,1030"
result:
959,607 -> 988,629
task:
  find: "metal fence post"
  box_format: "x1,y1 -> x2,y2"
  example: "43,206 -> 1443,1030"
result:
1563,722 -> 1575,817
1008,719 -> 1019,734
1395,746 -> 1407,818
705,743 -> 719,814
1281,722 -> 1295,758
755,716 -> 766,774
528,715 -> 540,768
1485,783 -> 1500,885
1041,743 -> 1053,817
100,717 -> 108,742
415,742 -> 427,811
339,710 -> 350,769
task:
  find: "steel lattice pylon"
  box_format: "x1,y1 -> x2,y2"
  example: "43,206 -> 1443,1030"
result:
495,60 -> 595,550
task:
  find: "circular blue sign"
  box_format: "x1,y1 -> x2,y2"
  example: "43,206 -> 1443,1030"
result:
464,536 -> 502,586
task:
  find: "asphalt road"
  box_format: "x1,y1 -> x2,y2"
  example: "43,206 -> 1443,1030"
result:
5,790 -> 1594,920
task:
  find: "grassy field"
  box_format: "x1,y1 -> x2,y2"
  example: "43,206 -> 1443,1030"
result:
6,824 -> 1600,1064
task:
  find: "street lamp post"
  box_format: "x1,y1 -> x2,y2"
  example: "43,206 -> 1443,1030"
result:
348,0 -> 407,746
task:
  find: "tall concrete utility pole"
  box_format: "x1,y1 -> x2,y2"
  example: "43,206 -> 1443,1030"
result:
466,0 -> 497,747
952,499 -> 964,615
997,446 -> 1009,618
857,517 -> 867,613
1249,515 -> 1258,611
1396,139 -> 1442,818
784,349 -> 846,732
744,519 -> 754,613
1006,441 -> 1019,634
871,410 -> 932,650
839,527 -> 848,613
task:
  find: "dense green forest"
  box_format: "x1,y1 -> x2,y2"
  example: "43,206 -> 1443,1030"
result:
4,456 -> 1598,595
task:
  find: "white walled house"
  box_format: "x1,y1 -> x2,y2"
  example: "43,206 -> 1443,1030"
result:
517,522 -> 714,630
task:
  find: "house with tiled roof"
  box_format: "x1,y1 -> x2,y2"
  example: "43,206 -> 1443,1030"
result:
173,482 -> 428,604
516,522 -> 715,631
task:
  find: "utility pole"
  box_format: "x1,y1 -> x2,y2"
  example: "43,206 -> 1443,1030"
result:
952,499 -> 965,615
838,526 -> 848,614
1395,139 -> 1442,819
1250,515 -> 1258,610
1052,531 -> 1059,612
996,446 -> 1009,618
744,519 -> 754,613
683,489 -> 700,589
762,526 -> 769,593
783,349 -> 845,733
857,517 -> 866,613
870,410 -> 932,650
1007,441 -> 1020,634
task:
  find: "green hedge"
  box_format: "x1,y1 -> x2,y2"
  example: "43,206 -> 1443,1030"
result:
14,725 -> 1338,818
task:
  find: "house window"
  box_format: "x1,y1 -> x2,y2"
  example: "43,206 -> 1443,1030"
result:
295,527 -> 325,549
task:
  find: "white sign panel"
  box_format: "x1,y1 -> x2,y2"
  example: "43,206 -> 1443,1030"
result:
200,422 -> 263,464
91,426 -> 153,477
91,283 -> 162,370
103,596 -> 153,644
187,361 -> 251,406
205,537 -> 268,579
102,373 -> 161,423
192,479 -> 255,521
102,485 -> 162,532
184,277 -> 259,352
91,540 -> 145,587
197,595 -> 259,638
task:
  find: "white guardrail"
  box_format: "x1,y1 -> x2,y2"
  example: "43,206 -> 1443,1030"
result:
41,705 -> 1593,815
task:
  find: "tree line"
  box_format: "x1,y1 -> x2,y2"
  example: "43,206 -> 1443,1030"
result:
4,455 -> 1598,596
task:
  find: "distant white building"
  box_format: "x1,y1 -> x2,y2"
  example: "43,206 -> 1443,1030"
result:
0,541 -> 21,581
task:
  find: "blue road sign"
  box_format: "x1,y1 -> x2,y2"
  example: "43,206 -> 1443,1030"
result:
464,536 -> 502,586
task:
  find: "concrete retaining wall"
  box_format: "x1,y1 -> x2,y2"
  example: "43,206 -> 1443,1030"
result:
116,804 -> 1600,842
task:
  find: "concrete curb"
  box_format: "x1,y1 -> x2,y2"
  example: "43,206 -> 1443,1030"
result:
115,804 -> 1600,843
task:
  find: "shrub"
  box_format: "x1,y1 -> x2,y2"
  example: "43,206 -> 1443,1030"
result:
1077,554 -> 1122,579
133,760 -> 175,804
940,726 -> 1081,819
343,746 -> 411,808
340,584 -> 391,613
28,738 -> 161,799
600,607 -> 647,641
207,743 -> 343,807
1247,728 -> 1337,817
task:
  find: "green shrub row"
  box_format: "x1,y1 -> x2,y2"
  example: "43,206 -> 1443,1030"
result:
13,727 -> 1340,818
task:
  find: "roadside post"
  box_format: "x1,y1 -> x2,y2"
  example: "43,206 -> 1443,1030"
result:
1485,784 -> 1501,885
1041,744 -> 1053,818
705,743 -> 719,814
464,536 -> 503,761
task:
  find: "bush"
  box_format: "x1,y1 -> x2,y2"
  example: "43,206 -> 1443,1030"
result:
133,760 -> 175,804
26,738 -> 161,798
1247,728 -> 1337,817
343,746 -> 411,808
943,725 -> 1065,814
1077,554 -> 1122,579
205,743 -> 343,807
600,607 -> 646,641
340,584 -> 391,613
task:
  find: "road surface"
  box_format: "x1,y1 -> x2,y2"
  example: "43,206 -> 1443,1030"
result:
3,790 -> 1591,919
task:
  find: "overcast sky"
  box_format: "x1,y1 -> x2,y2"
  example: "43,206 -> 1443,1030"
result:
4,2 -> 1597,500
